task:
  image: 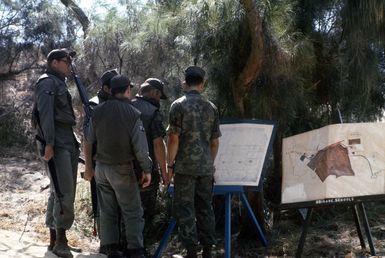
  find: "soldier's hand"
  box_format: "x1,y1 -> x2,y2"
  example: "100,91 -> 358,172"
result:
84,167 -> 95,181
43,144 -> 54,161
168,169 -> 174,183
141,172 -> 151,188
161,171 -> 170,186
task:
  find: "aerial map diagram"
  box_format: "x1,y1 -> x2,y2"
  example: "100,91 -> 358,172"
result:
214,122 -> 275,186
281,122 -> 385,204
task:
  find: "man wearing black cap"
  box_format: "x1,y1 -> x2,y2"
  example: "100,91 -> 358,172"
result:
167,66 -> 221,258
32,48 -> 80,258
85,74 -> 152,258
83,69 -> 118,254
131,78 -> 169,245
84,69 -> 119,179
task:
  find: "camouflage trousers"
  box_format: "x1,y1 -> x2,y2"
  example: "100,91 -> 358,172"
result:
173,173 -> 217,249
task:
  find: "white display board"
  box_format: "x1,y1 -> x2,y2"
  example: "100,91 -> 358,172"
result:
282,122 -> 385,205
214,121 -> 275,186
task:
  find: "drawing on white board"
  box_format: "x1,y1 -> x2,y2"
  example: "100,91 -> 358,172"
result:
282,122 -> 385,204
214,122 -> 275,186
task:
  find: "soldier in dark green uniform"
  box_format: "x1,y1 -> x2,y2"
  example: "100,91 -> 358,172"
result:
32,48 -> 80,258
167,66 -> 221,258
85,75 -> 152,258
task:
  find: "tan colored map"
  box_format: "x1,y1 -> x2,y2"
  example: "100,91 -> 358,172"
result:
282,122 -> 385,204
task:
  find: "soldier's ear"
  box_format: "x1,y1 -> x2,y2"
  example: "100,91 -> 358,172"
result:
102,85 -> 110,94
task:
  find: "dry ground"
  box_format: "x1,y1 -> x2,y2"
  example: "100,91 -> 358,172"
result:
1,147 -> 385,257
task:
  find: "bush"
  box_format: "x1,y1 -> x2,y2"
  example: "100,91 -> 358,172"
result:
0,110 -> 34,150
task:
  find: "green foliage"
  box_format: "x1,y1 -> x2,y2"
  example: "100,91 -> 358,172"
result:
0,111 -> 31,148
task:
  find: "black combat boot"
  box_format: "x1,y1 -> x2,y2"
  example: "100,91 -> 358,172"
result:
126,248 -> 146,258
185,247 -> 197,258
106,244 -> 123,258
52,228 -> 73,258
48,228 -> 56,251
202,245 -> 212,258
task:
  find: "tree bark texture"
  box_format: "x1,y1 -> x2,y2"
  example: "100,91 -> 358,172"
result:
235,0 -> 264,117
60,0 -> 90,37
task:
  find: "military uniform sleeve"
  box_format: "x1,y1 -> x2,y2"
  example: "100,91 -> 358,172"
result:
84,117 -> 96,144
167,102 -> 182,135
35,79 -> 55,145
211,105 -> 221,139
150,110 -> 166,139
131,117 -> 152,172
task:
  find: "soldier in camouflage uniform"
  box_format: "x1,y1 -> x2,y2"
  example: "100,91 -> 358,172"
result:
32,48 -> 80,258
167,66 -> 221,258
85,75 -> 152,258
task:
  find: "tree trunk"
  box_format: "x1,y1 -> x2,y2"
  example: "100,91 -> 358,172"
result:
60,0 -> 90,38
234,0 -> 264,116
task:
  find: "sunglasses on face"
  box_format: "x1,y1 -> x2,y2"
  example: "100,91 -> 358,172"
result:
59,58 -> 71,65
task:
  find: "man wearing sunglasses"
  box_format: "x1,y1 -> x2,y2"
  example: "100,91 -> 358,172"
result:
32,48 -> 80,258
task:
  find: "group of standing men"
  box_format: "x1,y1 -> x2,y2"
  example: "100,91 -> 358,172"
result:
32,48 -> 221,258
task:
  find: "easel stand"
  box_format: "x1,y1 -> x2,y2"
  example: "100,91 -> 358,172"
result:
295,202 -> 375,258
153,185 -> 268,258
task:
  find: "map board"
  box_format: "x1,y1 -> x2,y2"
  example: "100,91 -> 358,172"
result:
214,120 -> 276,187
281,122 -> 385,207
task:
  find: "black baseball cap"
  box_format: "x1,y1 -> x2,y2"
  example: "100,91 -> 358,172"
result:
100,69 -> 119,87
47,48 -> 76,62
140,78 -> 167,99
110,75 -> 133,90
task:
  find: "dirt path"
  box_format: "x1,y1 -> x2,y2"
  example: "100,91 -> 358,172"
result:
0,229 -> 105,258
0,149 -> 103,257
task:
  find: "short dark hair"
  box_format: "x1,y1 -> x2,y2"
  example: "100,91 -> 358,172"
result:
111,86 -> 128,95
184,66 -> 205,86
185,74 -> 204,86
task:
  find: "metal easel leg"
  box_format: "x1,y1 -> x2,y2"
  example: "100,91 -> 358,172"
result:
295,207 -> 313,258
152,219 -> 176,258
352,204 -> 366,249
358,203 -> 376,256
239,193 -> 268,247
224,192 -> 232,258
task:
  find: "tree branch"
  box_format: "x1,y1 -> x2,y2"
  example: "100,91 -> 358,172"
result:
60,0 -> 90,38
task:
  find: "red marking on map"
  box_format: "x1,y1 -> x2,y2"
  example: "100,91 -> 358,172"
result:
307,142 -> 355,182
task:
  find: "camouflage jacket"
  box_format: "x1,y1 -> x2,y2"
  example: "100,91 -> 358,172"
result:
167,90 -> 221,176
